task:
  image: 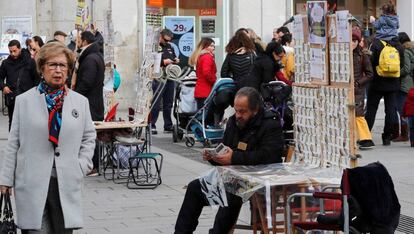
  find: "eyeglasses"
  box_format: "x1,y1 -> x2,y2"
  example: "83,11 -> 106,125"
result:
46,62 -> 68,71
163,37 -> 171,42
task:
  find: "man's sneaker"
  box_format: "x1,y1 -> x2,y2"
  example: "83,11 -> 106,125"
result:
87,168 -> 99,177
164,127 -> 173,133
359,140 -> 375,150
151,128 -> 158,135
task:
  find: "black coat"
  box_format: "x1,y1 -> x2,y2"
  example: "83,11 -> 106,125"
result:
214,109 -> 284,165
0,49 -> 40,95
240,53 -> 275,92
221,51 -> 256,83
75,42 -> 105,121
370,37 -> 405,92
347,162 -> 400,232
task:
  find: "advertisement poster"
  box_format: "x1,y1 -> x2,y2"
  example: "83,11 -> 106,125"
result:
75,0 -> 90,30
163,16 -> 195,67
1,34 -> 22,49
2,16 -> 32,35
307,1 -> 327,44
336,10 -> 350,43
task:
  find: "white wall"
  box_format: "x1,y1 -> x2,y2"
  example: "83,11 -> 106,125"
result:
397,0 -> 414,40
230,0 -> 288,43
111,0 -> 139,109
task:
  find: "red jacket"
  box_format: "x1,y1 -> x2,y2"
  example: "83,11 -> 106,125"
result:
403,87 -> 414,117
194,52 -> 217,98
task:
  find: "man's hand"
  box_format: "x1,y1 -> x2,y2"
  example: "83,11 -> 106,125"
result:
212,148 -> 233,165
0,185 -> 12,195
163,59 -> 174,65
3,86 -> 12,95
174,58 -> 180,64
202,149 -> 213,161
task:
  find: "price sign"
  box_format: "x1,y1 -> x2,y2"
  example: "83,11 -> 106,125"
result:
163,16 -> 195,66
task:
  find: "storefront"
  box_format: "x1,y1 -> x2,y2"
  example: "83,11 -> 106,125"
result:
142,0 -> 230,71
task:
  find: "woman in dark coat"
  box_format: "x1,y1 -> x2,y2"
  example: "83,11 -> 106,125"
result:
353,27 -> 375,149
221,28 -> 256,89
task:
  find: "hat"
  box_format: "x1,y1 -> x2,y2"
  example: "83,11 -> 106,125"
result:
54,30 -> 67,37
352,27 -> 362,42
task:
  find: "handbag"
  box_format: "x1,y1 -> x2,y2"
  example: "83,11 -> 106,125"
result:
0,193 -> 17,234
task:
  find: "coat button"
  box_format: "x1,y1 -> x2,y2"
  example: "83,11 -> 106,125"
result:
55,147 -> 60,157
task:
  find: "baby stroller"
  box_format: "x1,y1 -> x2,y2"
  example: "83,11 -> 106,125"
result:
184,78 -> 236,147
172,70 -> 198,142
260,81 -> 294,148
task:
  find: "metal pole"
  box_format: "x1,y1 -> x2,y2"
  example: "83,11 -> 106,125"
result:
176,0 -> 179,16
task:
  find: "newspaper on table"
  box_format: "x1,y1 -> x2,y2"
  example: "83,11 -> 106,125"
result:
199,163 -> 341,207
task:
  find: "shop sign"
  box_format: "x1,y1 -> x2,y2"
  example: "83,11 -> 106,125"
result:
148,0 -> 164,7
199,8 -> 217,16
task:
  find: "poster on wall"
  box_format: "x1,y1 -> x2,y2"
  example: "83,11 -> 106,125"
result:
75,0 -> 90,30
307,1 -> 327,44
163,16 -> 195,67
309,47 -> 325,80
2,16 -> 32,35
1,34 -> 22,49
336,10 -> 350,43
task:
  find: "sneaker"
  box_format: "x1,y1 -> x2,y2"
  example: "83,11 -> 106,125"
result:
87,168 -> 99,177
164,127 -> 173,133
151,128 -> 158,135
359,140 -> 375,150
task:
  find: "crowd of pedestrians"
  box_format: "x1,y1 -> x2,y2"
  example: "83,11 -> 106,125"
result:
0,1 -> 414,233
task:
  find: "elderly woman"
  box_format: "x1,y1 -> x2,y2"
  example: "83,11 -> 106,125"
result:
0,42 -> 96,233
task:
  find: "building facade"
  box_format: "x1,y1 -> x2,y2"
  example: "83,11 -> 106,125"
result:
1,0 -> 413,108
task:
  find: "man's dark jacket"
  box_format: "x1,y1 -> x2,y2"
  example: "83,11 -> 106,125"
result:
370,37 -> 405,92
0,49 -> 40,95
75,42 -> 105,121
216,109 -> 284,165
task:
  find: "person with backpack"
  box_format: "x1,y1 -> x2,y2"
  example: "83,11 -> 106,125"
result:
365,15 -> 405,146
393,32 -> 414,142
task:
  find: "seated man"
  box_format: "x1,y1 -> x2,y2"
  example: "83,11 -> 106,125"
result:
175,87 -> 284,234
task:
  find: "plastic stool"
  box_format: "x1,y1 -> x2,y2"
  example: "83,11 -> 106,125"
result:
127,152 -> 163,189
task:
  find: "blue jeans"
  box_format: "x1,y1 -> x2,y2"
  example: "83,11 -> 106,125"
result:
151,80 -> 175,130
396,91 -> 408,125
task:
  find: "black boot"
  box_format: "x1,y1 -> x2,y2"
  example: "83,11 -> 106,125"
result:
382,133 -> 392,146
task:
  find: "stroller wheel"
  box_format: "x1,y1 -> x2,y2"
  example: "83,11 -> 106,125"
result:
185,137 -> 195,147
172,125 -> 179,143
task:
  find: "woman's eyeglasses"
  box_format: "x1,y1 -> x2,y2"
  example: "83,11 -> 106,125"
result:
46,62 -> 68,71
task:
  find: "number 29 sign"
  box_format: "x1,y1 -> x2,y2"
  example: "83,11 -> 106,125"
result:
163,16 -> 195,65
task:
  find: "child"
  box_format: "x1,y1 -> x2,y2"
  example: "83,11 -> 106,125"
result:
370,2 -> 399,41
352,27 -> 375,149
403,88 -> 414,147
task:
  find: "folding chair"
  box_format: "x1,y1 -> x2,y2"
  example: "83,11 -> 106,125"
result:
127,152 -> 163,189
286,162 -> 401,234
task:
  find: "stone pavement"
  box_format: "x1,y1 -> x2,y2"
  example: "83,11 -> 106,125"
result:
0,100 -> 413,233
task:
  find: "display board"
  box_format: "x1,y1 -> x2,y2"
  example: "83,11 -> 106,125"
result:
133,26 -> 160,124
293,5 -> 357,169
